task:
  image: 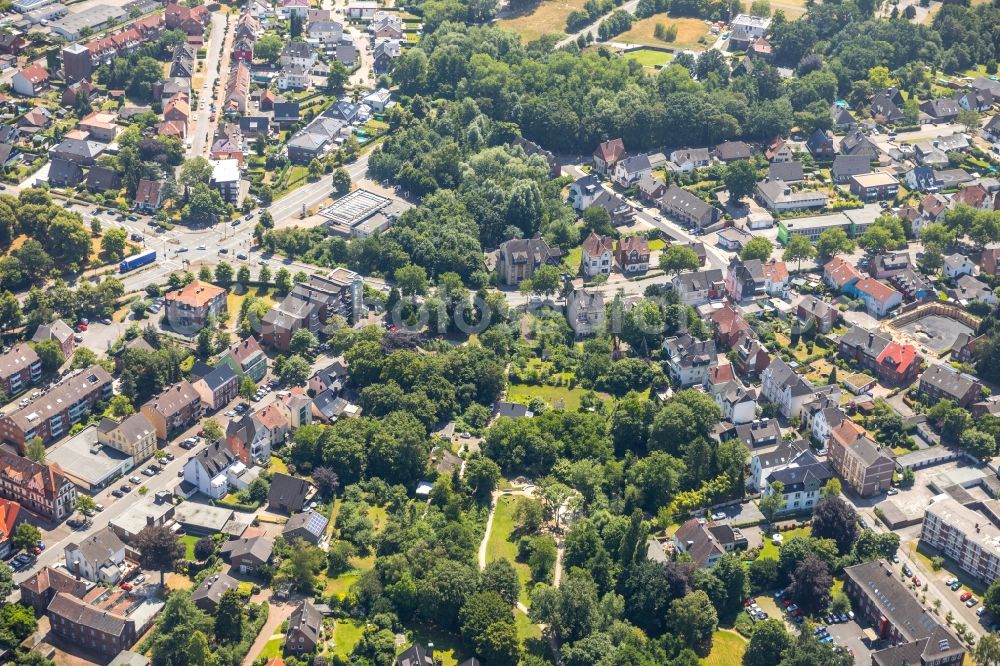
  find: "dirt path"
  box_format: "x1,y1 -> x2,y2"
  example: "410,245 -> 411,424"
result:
240,597 -> 297,666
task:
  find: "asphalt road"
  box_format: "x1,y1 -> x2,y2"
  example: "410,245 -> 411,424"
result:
190,12 -> 231,158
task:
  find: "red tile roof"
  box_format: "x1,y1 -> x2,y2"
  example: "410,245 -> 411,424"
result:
854,277 -> 899,304
876,341 -> 918,376
594,138 -> 625,163
824,256 -> 862,287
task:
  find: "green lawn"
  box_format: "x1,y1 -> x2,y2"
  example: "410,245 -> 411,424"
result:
270,456 -> 288,474
562,245 -> 582,273
506,383 -> 610,412
701,630 -> 747,665
623,48 -> 674,68
758,527 -> 810,560
181,534 -> 199,560
325,571 -> 362,598
485,496 -> 533,606
648,238 -> 666,251
259,636 -> 284,660
515,609 -> 541,642
332,620 -> 365,658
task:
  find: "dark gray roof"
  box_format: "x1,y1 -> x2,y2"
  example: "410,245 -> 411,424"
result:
287,599 -> 323,645
765,451 -> 832,491
268,472 -> 311,509
756,438 -> 809,468
202,363 -> 238,392
673,268 -> 723,292
839,325 -> 890,358
920,364 -> 980,400
193,441 -> 238,476
47,157 -> 83,185
283,509 -> 329,540
220,534 -> 273,562
768,161 -> 803,182
67,526 -> 125,568
86,164 -> 121,192
192,572 -> 239,608
832,154 -> 871,178
398,644 -> 434,666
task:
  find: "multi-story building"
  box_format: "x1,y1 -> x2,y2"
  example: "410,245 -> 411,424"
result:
921,496 -> 1000,585
918,365 -> 983,407
96,413 -> 157,464
0,365 -> 112,448
672,269 -> 725,306
210,159 -> 241,203
183,441 -> 243,499
615,236 -> 650,273
849,172 -> 899,202
497,237 -> 562,286
671,518 -> 748,567
749,439 -> 810,491
47,592 -> 136,656
0,449 -> 77,521
663,334 -> 717,387
261,270 -> 361,351
64,527 -> 126,583
566,288 -> 604,337
164,279 -> 227,333
0,343 -> 41,396
843,559 -> 964,666
140,380 -> 203,440
660,184 -> 721,230
829,420 -> 895,497
761,450 -> 833,514
193,364 -> 239,413
580,232 -> 613,278
218,336 -> 268,382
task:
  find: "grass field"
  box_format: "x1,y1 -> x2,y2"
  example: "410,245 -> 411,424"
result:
507,383 -> 610,411
624,48 -> 674,68
485,496 -> 533,606
259,636 -> 284,660
562,245 -> 582,273
515,609 -> 542,642
768,0 -> 807,19
332,620 -> 366,658
618,15 -> 712,51
225,287 -> 276,331
701,630 -> 747,665
497,0 -> 589,43
758,527 -> 810,560
180,534 -> 199,560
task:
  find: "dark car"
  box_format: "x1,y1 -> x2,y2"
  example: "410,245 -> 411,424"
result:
120,484 -> 132,493
112,489 -> 124,498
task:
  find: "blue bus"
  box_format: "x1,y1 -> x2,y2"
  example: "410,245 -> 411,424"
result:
120,249 -> 156,273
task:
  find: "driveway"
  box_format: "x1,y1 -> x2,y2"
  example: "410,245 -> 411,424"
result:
241,594 -> 298,665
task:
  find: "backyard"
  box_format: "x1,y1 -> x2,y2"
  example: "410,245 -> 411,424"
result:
507,382 -> 609,411
485,495 -> 534,606
758,526 -> 810,560
618,15 -> 713,50
497,0 -> 589,43
701,629 -> 747,665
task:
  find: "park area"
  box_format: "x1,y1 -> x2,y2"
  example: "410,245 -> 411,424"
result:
701,629 -> 747,665
485,495 -> 535,605
497,0 -> 588,43
618,15 -> 713,50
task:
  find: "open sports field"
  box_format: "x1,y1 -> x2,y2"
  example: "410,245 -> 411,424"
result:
618,15 -> 713,51
624,47 -> 674,68
497,0 -> 589,43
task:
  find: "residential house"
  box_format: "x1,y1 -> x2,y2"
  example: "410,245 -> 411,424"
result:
709,365 -> 757,424
580,232 -> 613,278
224,61 -> 250,114
308,19 -> 343,45
724,418 -> 782,450
870,251 -> 910,279
0,498 -> 20,558
920,98 -> 960,123
134,179 -> 163,211
984,114 -> 1000,143
268,473 -> 311,514
165,2 -> 209,35
221,535 -> 273,575
663,333 -> 717,387
282,509 -> 329,545
806,129 -> 836,159
671,518 -> 748,568
140,380 -> 203,440
0,366 -> 112,448
762,451 -> 834,514
372,39 -> 400,74
47,593 -> 136,656
285,600 -> 323,654
612,153 -> 652,188
829,420 -> 894,497
660,184 -> 721,229
765,136 -> 793,163
714,140 -> 752,162
980,246 -> 1000,277
756,178 -> 828,212
86,166 -> 121,194
210,159 -> 240,203
183,440 -> 245,499
749,439 -> 811,491
761,260 -> 788,296
836,325 -> 919,386
955,88 -> 993,112
279,391 -> 314,431
398,645 -> 435,666
497,237 -> 561,286
165,279 -> 227,333
830,104 -> 858,130
280,0 -> 310,17
716,226 -> 754,252
96,413 -> 156,464
952,183 -> 992,211
728,14 -> 770,48
637,172 -> 666,201
725,258 -> 765,303
0,343 -> 41,395
890,266 -> 934,301
669,147 -> 711,173
950,274 -> 997,305
747,35 -> 773,60
192,572 -> 239,613
370,13 -> 403,40
849,172 -> 899,202
711,302 -> 752,349
768,161 -> 804,184
944,252 -> 977,279
593,138 -> 626,176
12,64 -> 48,96
796,295 -> 837,333
61,80 -> 95,108
870,89 -> 904,124
761,356 -> 834,418
272,101 -> 300,126
615,236 -> 650,273
843,560 -> 964,665
0,450 -> 76,521
64,527 -> 126,583
568,174 -> 603,211
830,155 -> 872,184
852,277 -> 902,317
47,158 -> 84,187
219,336 -> 267,382
905,166 -> 943,194
19,565 -> 88,613
672,268 -> 724,306
839,128 -> 880,159
193,364 -> 239,413
919,364 -> 983,407
566,288 -> 604,337
589,189 -> 636,226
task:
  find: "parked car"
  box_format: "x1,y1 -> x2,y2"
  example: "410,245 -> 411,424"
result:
128,475 -> 141,484
951,581 -> 963,591
961,591 -> 973,602
978,606 -> 987,616
164,452 -> 175,461
902,564 -> 912,577
120,484 -> 132,493
967,598 -> 979,608
111,489 -> 124,498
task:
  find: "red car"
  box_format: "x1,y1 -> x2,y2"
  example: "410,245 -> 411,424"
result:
76,323 -> 87,332
961,591 -> 973,602
120,582 -> 132,591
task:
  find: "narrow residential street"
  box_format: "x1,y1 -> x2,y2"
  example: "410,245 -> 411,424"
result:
190,11 -> 231,158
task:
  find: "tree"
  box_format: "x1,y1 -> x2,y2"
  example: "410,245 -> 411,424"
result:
179,157 -> 213,192
187,631 -> 210,666
236,265 -> 251,286
821,478 -> 842,498
659,244 -> 700,275
0,561 -> 12,599
275,267 -> 292,295
667,590 -> 718,657
778,630 -> 854,666
312,466 -> 340,498
459,591 -> 518,666
214,262 -> 234,287
0,291 -> 21,334
481,558 -> 521,606
101,228 -> 128,261
740,237 -> 774,262
744,618 -> 791,666
529,264 -> 560,296
815,227 -> 855,259
32,339 -> 64,372
247,477 -> 269,503
277,354 -> 311,386
724,160 -> 759,201
74,495 -> 97,515
328,60 -> 349,92
202,418 -> 223,442
71,347 -> 98,370
25,436 -> 45,463
581,206 -> 613,238
961,428 -> 997,460
858,215 -> 906,254
333,168 -> 351,195
193,537 -> 215,561
282,539 -> 325,592
783,234 -> 816,271
289,328 -> 318,355
135,524 -> 184,586
984,578 -> 1000,618
13,522 -> 41,551
214,588 -> 244,643
958,108 -> 980,132
238,376 -> 257,401
974,633 -> 1000,666
787,555 -> 833,615
255,34 -> 282,62
713,552 -> 749,622
464,455 -> 501,501
810,497 -> 859,554
760,481 -> 785,523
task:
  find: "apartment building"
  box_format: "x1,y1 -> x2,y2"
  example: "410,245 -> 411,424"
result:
140,380 -> 203,440
164,279 -> 227,333
919,365 -> 983,407
921,496 -> 1000,585
0,449 -> 77,521
829,420 -> 895,497
0,343 -> 41,395
261,270 -> 360,351
96,413 -> 157,463
0,366 -> 113,448
47,592 -> 136,656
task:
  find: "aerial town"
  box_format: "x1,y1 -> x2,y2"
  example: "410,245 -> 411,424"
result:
0,0 -> 994,663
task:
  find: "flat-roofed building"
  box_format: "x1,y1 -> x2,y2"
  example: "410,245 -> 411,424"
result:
47,426 -> 133,491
